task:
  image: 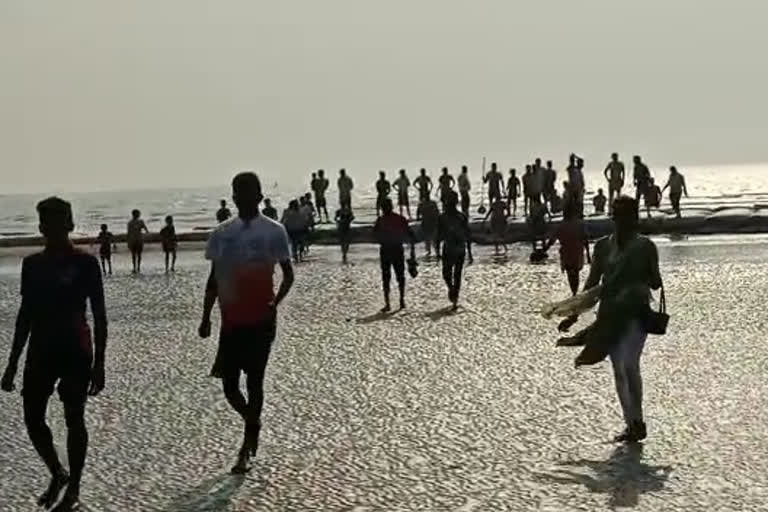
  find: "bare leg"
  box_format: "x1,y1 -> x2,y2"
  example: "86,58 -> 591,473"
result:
23,393 -> 69,508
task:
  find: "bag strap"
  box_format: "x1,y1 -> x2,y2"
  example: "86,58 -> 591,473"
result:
658,284 -> 666,314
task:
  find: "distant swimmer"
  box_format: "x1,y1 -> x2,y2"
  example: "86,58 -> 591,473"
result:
373,198 -> 416,312
544,160 -> 557,210
127,209 -> 149,274
633,155 -> 651,203
604,153 -> 626,213
522,165 -> 533,217
281,200 -> 306,263
217,200 -> 232,224
312,170 -> 330,223
96,224 -> 114,275
662,166 -> 688,219
644,177 -> 662,219
338,169 -> 354,210
393,169 -> 412,219
262,198 -> 278,220
484,198 -> 508,254
593,188 -> 607,215
335,204 -> 355,263
199,172 -> 294,474
414,168 -> 433,203
457,165 -> 471,216
375,171 -> 392,218
438,167 -> 456,207
160,215 -> 178,274
483,162 -> 504,205
437,191 -> 473,309
506,169 -> 521,217
543,204 -> 591,331
2,197 -> 108,512
417,197 -> 441,257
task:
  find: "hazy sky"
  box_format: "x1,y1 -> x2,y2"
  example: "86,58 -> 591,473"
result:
3,1 -> 768,193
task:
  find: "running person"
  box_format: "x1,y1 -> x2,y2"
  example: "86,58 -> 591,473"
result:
373,198 -> 416,312
457,165 -> 472,215
160,215 -> 178,273
604,153 -> 625,214
335,204 -> 355,263
414,168 -> 433,203
1,197 -> 107,512
198,172 -> 295,474
96,224 -> 113,275
393,169 -> 412,218
662,166 -> 688,218
127,209 -> 149,274
437,191 -> 473,309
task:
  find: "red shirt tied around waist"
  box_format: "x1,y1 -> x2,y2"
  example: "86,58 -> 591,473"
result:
205,215 -> 292,331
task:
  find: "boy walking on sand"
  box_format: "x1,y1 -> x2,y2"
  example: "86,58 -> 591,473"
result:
160,215 -> 178,273
96,224 -> 114,275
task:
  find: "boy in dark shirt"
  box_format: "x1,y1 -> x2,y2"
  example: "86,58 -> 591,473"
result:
2,197 -> 108,512
160,215 -> 178,273
437,191 -> 473,309
96,224 -> 114,275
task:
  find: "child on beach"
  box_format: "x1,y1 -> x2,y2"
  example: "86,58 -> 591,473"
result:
335,205 -> 355,263
484,199 -> 508,254
127,209 -> 149,274
160,215 -> 177,273
417,198 -> 441,257
593,189 -> 607,215
644,178 -> 662,218
96,224 -> 114,275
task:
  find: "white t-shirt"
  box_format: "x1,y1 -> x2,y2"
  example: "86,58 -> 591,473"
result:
205,215 -> 291,329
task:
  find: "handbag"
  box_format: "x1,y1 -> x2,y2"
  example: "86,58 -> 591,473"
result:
645,285 -> 669,335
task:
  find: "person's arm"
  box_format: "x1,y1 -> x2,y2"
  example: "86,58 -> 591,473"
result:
464,217 -> 474,262
683,177 -> 689,197
142,221 -> 149,234
88,258 -> 108,395
582,239 -> 605,290
198,264 -> 218,339
648,242 -> 662,290
583,226 -> 592,264
604,164 -> 611,182
273,259 -> 294,308
1,260 -> 33,392
406,223 -> 417,257
662,180 -> 670,193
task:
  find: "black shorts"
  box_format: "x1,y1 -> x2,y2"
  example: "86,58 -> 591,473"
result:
99,248 -> 111,259
398,194 -> 409,207
23,353 -> 91,404
162,243 -> 177,253
128,241 -> 144,254
315,195 -> 327,208
215,316 -> 277,376
380,246 -> 405,281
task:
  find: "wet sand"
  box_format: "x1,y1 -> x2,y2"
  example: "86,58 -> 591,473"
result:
0,241 -> 767,510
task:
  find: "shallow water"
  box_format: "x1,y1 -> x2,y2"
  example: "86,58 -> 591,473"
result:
0,238 -> 766,510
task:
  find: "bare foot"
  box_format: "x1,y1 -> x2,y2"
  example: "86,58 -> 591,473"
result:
51,488 -> 81,511
38,471 -> 69,509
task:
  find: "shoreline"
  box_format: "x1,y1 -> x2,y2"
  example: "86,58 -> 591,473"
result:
1,206 -> 767,249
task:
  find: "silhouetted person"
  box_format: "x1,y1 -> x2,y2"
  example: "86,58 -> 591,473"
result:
198,172 -> 294,474
217,200 -> 232,223
484,198 -> 508,254
262,198 -> 278,220
644,178 -> 662,218
522,165 -> 534,217
414,168 -> 433,203
312,170 -> 330,223
506,169 -> 521,216
483,162 -> 504,205
528,197 -> 550,252
568,156 -> 586,218
160,215 -> 178,273
335,204 -> 355,263
96,224 -> 113,275
438,191 -> 473,309
593,189 -> 607,215
457,165 -> 471,215
375,171 -> 392,217
531,157 -> 547,203
127,209 -> 148,274
438,167 -> 455,206
393,169 -> 412,218
633,156 -> 651,203
373,198 -> 416,312
604,153 -> 625,213
338,169 -> 354,210
544,160 -> 557,210
2,197 -> 107,512
417,198 -> 441,257
281,200 -> 306,263
662,166 -> 688,219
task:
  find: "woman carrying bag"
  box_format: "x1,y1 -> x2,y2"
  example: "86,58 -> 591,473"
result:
541,195 -> 666,443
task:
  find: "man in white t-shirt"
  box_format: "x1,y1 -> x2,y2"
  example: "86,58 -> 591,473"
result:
198,172 -> 295,474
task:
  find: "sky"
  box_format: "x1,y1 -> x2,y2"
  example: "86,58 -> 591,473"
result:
2,1 -> 768,193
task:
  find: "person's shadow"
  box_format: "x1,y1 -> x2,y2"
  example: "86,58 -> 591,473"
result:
424,305 -> 461,321
535,443 -> 673,509
163,473 -> 247,512
355,310 -> 397,324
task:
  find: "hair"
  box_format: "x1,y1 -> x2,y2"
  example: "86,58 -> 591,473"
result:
445,190 -> 459,208
132,209 -> 141,217
612,196 -> 639,227
670,166 -> 678,173
165,215 -> 173,223
289,199 -> 299,209
461,165 -> 468,172
37,196 -> 74,233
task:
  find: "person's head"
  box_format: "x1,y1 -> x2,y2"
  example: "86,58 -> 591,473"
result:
318,169 -> 325,178
535,158 -> 542,167
546,160 -> 553,169
670,166 -> 678,175
400,169 -> 406,177
611,152 -> 619,162
441,167 -> 448,175
289,199 -> 299,210
299,196 -> 307,205
37,196 -> 74,244
340,168 -> 346,177
165,215 -> 173,225
598,188 -> 604,195
461,165 -> 468,174
563,180 -> 570,190
304,192 -> 312,201
491,162 -> 498,172
264,198 -> 272,207
132,209 -> 141,219
649,177 -> 655,185
525,165 -> 532,174
444,191 -> 459,210
569,153 -> 576,165
379,171 -> 386,179
510,168 -> 516,176
420,168 -> 427,176
312,172 -> 317,179
100,223 -> 108,232
612,196 -> 639,234
381,198 -> 394,214
231,171 -> 263,216
220,199 -> 227,208
633,155 -> 642,164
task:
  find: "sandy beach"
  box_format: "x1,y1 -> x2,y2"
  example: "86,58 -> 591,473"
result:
1,239 -> 767,511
